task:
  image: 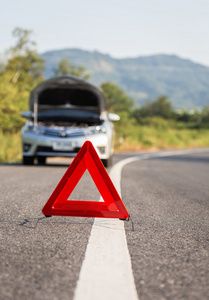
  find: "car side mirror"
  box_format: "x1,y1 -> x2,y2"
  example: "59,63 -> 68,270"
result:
21,111 -> 34,119
108,113 -> 120,122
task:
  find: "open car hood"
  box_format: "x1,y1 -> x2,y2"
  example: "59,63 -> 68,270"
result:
29,75 -> 107,117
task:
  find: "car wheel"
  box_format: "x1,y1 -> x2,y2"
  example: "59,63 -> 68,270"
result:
37,156 -> 46,165
23,156 -> 34,165
102,156 -> 112,168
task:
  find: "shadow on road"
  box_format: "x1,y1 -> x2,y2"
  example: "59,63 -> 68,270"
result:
0,217 -> 94,229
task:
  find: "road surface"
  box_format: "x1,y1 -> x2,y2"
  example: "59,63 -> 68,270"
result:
0,148 -> 209,300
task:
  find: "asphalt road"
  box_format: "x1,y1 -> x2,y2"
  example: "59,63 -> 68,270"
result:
122,151 -> 209,300
0,150 -> 209,300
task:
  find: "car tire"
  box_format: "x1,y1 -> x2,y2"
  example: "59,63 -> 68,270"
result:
23,156 -> 34,165
37,156 -> 46,165
102,156 -> 112,168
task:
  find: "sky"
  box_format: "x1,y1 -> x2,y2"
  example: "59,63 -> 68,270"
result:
1,0 -> 209,66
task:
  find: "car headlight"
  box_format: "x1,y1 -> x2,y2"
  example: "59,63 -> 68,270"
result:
24,122 -> 45,134
86,126 -> 106,135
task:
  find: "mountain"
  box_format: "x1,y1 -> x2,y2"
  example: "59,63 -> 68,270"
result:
40,49 -> 209,109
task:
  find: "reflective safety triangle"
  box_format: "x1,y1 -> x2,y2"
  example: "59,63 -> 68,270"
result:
42,141 -> 129,219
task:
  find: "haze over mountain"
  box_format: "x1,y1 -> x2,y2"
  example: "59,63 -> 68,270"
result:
41,49 -> 209,109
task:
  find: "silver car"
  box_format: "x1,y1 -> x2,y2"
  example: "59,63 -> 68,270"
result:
21,75 -> 119,167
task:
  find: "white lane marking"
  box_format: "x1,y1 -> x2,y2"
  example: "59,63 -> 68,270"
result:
74,148 -> 209,300
73,218 -> 138,300
73,157 -> 139,300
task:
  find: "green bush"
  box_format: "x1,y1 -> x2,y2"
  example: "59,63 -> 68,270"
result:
0,131 -> 22,163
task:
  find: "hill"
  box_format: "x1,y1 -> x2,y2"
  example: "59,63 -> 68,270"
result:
40,49 -> 209,109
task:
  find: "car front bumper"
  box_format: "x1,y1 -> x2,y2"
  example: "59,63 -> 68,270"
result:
22,131 -> 110,160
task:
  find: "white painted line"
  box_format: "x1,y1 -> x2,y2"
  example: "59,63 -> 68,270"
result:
73,157 -> 139,300
74,218 -> 138,300
74,148 -> 209,300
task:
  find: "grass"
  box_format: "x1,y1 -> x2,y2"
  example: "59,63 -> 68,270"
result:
0,131 -> 22,163
1,119 -> 209,163
114,118 -> 209,152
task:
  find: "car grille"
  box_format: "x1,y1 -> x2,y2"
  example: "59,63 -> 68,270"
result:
36,146 -> 81,153
43,128 -> 85,138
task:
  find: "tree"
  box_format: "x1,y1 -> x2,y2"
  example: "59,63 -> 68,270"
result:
53,58 -> 90,80
5,27 -> 44,86
133,96 -> 175,123
202,105 -> 209,124
100,82 -> 134,114
152,96 -> 175,119
0,27 -> 45,132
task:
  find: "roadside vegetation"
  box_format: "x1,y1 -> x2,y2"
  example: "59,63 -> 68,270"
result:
0,28 -> 209,163
101,85 -> 209,152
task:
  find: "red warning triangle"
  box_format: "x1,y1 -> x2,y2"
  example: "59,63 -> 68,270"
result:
42,141 -> 129,219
